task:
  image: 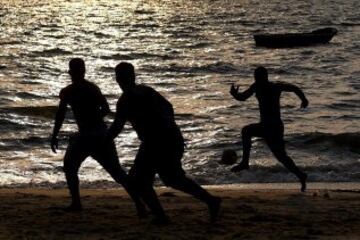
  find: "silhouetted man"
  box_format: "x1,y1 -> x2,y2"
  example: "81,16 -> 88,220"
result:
107,62 -> 221,223
230,66 -> 308,191
50,58 -> 145,214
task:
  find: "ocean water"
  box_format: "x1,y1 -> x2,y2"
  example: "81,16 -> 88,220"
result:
0,0 -> 359,187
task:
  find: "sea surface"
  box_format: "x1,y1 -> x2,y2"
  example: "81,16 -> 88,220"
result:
0,0 -> 359,187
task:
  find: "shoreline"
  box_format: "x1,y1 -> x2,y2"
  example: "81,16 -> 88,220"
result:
205,182 -> 360,191
0,184 -> 359,239
1,181 -> 359,190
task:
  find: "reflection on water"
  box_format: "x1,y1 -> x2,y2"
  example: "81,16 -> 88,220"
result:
0,0 -> 359,186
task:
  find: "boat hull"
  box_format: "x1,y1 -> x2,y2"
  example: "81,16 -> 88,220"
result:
254,28 -> 337,48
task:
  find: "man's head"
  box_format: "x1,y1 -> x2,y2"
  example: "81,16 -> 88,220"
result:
254,66 -> 268,85
115,62 -> 136,92
68,58 -> 85,82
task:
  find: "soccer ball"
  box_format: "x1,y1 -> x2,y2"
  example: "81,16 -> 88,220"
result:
220,149 -> 237,165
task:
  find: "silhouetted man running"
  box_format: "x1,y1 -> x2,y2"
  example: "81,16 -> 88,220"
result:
230,66 -> 308,192
50,58 -> 145,214
107,62 -> 221,223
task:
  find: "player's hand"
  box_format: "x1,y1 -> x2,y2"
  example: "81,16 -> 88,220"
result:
230,84 -> 239,97
301,98 -> 309,108
50,136 -> 59,153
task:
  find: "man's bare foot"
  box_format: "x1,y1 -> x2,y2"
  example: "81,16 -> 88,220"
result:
63,203 -> 82,212
208,197 -> 222,223
150,215 -> 170,225
300,173 -> 307,192
231,163 -> 249,172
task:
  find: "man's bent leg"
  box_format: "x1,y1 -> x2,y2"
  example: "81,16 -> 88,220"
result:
93,141 -> 146,217
129,146 -> 167,223
129,169 -> 167,222
232,123 -> 263,172
162,174 -> 221,223
159,144 -> 221,222
267,139 -> 307,192
63,138 -> 88,211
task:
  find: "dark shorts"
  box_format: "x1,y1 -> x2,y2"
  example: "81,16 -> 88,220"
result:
63,131 -> 123,175
243,123 -> 288,155
243,123 -> 284,141
129,140 -> 185,186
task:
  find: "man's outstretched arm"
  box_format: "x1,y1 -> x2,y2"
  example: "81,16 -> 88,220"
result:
107,116 -> 126,140
279,83 -> 309,108
107,101 -> 127,140
51,99 -> 67,153
96,87 -> 111,118
230,83 -> 255,101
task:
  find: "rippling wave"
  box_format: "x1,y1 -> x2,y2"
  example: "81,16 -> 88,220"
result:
296,132 -> 360,153
1,106 -> 57,119
0,0 -> 359,186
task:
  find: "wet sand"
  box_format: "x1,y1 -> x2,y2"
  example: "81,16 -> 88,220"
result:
0,185 -> 359,240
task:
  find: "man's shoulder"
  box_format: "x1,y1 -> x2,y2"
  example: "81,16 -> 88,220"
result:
62,80 -> 99,90
59,84 -> 73,99
273,81 -> 284,85
117,85 -> 152,102
116,91 -> 130,107
76,80 -> 104,97
271,81 -> 285,89
60,81 -> 101,98
273,81 -> 294,89
82,79 -> 101,91
137,84 -> 155,92
130,84 -> 160,99
117,84 -> 162,106
61,84 -> 72,92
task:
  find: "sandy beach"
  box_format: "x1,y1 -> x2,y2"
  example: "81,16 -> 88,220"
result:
0,184 -> 359,240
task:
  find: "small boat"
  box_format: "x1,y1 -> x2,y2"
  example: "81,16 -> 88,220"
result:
254,27 -> 338,48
